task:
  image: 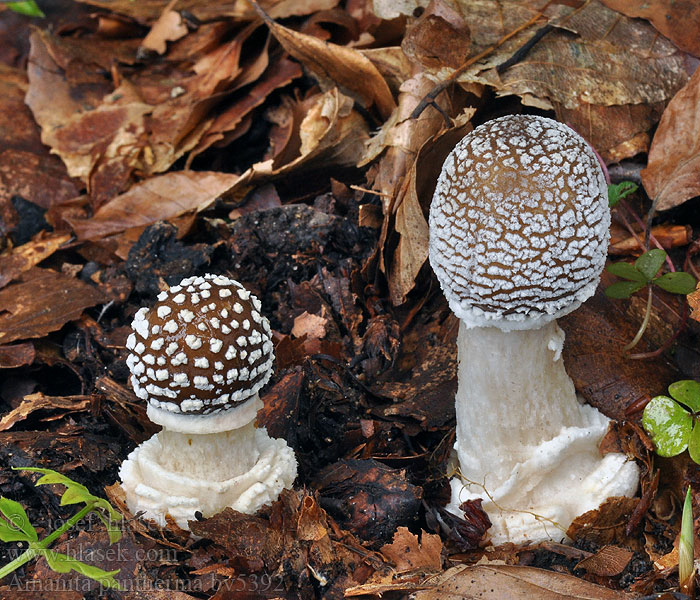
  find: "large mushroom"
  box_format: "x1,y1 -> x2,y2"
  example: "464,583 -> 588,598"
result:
429,114 -> 639,544
120,274 -> 297,529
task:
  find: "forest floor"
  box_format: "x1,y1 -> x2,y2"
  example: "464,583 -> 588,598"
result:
1,0 -> 700,598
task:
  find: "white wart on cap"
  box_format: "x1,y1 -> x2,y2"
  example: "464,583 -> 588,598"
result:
125,274 -> 274,419
429,114 -> 609,330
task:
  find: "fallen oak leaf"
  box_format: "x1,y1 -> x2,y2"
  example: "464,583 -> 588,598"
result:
251,0 -> 396,119
66,171 -> 240,242
380,527 -> 442,574
641,66 -> 700,211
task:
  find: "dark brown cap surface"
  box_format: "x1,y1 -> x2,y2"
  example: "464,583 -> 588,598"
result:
126,275 -> 274,415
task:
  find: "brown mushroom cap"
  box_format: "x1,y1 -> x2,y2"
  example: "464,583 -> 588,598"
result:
429,114 -> 609,330
126,274 -> 274,415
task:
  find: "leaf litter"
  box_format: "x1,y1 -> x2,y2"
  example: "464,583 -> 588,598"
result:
1,0 -> 700,598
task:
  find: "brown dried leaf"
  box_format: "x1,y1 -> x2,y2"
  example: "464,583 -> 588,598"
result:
454,1 -> 686,111
253,2 -> 396,119
291,311 -> 328,339
689,283 -> 700,323
0,342 -> 34,369
641,67 -> 700,211
380,527 -> 442,573
575,545 -> 634,577
567,497 -> 640,548
25,30 -> 147,206
559,274 -> 679,420
74,0 -> 340,23
0,268 -> 107,345
402,0 -> 471,70
67,171 -> 239,241
0,232 -> 72,289
0,392 -> 92,432
141,5 -> 189,55
599,0 -> 700,57
410,564 -> 633,600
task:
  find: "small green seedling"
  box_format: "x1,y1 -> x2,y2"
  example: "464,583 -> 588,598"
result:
6,1 -> 45,17
605,248 -> 696,351
608,181 -> 638,208
0,467 -> 122,589
679,486 -> 695,591
643,380 -> 700,463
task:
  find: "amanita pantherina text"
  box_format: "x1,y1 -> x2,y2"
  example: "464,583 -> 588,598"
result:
429,115 -> 639,544
120,274 -> 297,528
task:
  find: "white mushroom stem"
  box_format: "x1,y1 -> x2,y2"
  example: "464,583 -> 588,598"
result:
158,422 -> 259,481
449,319 -> 639,544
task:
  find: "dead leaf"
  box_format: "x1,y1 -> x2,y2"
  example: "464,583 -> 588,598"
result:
641,66 -> 700,211
0,342 -> 34,368
559,273 -> 679,420
0,392 -> 93,432
0,267 -> 107,345
402,0 -> 471,70
689,282 -> 700,323
380,527 -> 442,573
141,3 -> 189,55
599,0 -> 700,57
567,497 -> 640,548
575,545 -> 634,577
292,311 -> 328,339
252,1 -> 396,119
0,232 -> 72,289
453,1 -> 687,111
410,564 -> 634,599
67,171 -> 239,241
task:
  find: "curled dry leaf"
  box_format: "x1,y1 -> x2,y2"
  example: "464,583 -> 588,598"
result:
140,4 -> 189,55
252,1 -> 396,119
66,171 -> 240,242
641,66 -> 700,211
0,342 -> 34,369
0,268 -> 107,345
599,0 -> 700,58
380,527 -> 442,573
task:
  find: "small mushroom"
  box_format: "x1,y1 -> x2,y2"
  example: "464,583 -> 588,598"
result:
120,274 -> 297,528
429,115 -> 639,544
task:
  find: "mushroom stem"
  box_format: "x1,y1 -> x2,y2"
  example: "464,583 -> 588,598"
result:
450,319 -> 640,543
158,420 -> 259,481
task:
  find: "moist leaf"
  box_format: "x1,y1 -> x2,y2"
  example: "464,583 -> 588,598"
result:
606,262 -> 647,282
634,249 -> 666,281
654,272 -> 698,295
642,395 -> 692,457
669,380 -> 700,413
604,280 -> 646,299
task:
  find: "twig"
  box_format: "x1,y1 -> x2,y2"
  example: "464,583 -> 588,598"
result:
496,24 -> 554,74
410,7 -> 550,121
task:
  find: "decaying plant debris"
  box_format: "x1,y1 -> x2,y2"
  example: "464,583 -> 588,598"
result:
1,0 -> 700,598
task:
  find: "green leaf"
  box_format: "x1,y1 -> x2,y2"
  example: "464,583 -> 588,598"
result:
608,181 -> 638,208
689,424 -> 700,465
654,271 -> 698,295
606,262 -> 647,282
41,550 -> 121,589
679,486 -> 695,585
634,249 -> 667,281
16,467 -> 96,504
642,395 -> 692,457
0,519 -> 33,542
0,497 -> 37,541
669,380 -> 700,413
95,511 -> 122,545
6,1 -> 45,17
604,280 -> 646,299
